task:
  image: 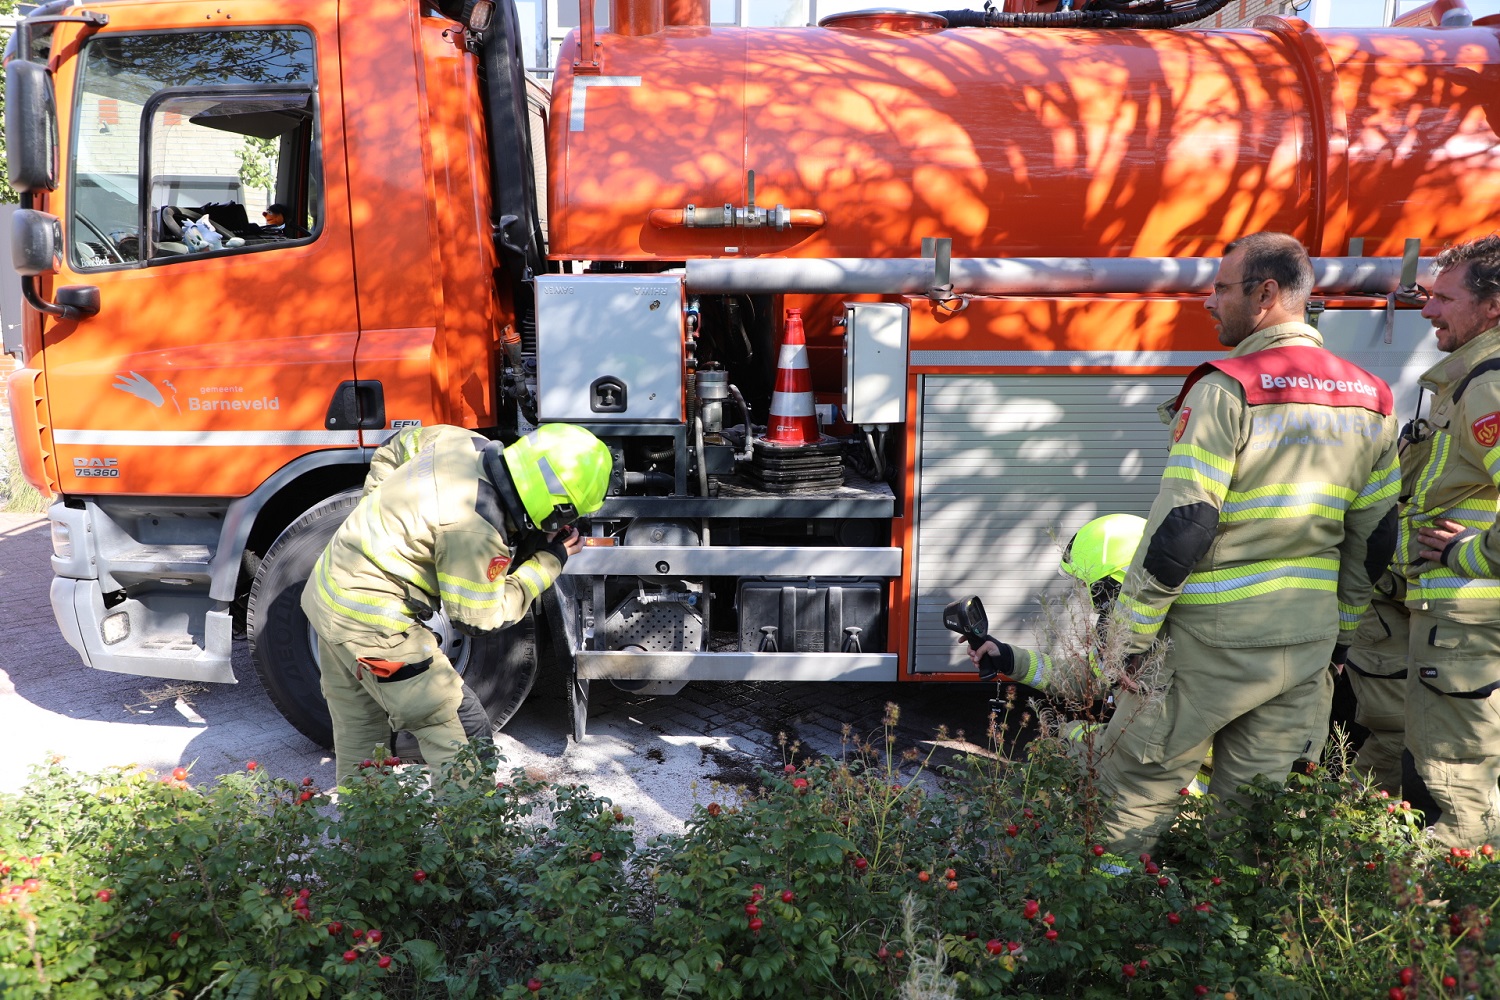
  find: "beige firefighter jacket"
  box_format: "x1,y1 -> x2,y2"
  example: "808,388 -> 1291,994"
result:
1117,322 -> 1400,652
303,426 -> 564,642
1399,324 -> 1500,622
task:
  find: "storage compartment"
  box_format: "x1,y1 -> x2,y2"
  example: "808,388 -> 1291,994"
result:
737,578 -> 884,652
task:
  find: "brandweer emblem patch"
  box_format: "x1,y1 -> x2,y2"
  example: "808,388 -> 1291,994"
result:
1173,407 -> 1192,443
486,555 -> 510,581
1473,412 -> 1500,448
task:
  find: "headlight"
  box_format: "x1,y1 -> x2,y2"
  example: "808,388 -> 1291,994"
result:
101,611 -> 130,645
51,520 -> 73,559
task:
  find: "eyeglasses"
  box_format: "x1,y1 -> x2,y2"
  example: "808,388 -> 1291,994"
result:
1211,276 -> 1269,295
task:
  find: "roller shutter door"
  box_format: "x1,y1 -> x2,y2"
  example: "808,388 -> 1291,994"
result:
910,374 -> 1179,673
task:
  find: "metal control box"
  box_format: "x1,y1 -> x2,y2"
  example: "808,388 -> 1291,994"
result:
536,274 -> 685,422
843,302 -> 909,426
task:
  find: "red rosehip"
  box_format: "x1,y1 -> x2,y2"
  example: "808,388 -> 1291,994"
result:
945,868 -> 957,879
1400,968 -> 1414,986
95,889 -> 112,902
1366,862 -> 1378,871
1006,824 -> 1019,836
1390,989 -> 1407,1000
1139,853 -> 1152,863
1195,902 -> 1212,913
1122,964 -> 1137,978
964,931 -> 978,940
986,939 -> 1004,955
298,888 -> 310,899
383,757 -> 400,766
917,870 -> 930,882
589,851 -> 603,862
1158,877 -> 1171,887
352,929 -> 365,940
526,979 -> 542,993
1145,862 -> 1160,874
343,950 -> 358,963
792,777 -> 809,790
367,929 -> 382,944
1179,787 -> 1190,796
169,930 -> 181,942
1042,912 -> 1055,926
1007,941 -> 1021,953
1138,959 -> 1149,970
1211,876 -> 1223,886
784,764 -> 796,774
745,903 -> 759,915
298,791 -> 312,803
877,945 -> 890,960
172,767 -> 188,781
1022,808 -> 1034,818
1023,899 -> 1040,920
246,761 -> 258,771
328,921 -> 343,935
413,870 -> 427,883
1195,988 -> 1209,997
377,955 -> 392,969
359,759 -> 375,770
781,890 -> 794,903
748,917 -> 763,932
1483,844 -> 1495,858
1044,929 -> 1058,941
706,803 -> 722,817
1445,976 -> 1459,989
946,880 -> 958,891
853,857 -> 868,870
302,777 -> 314,787
1167,912 -> 1181,925
1092,845 -> 1105,857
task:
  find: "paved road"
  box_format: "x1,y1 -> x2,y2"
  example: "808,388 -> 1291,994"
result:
0,511 -> 996,839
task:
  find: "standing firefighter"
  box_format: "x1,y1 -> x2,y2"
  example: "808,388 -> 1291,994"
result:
1396,235 -> 1500,847
1096,232 -> 1401,855
302,424 -> 612,785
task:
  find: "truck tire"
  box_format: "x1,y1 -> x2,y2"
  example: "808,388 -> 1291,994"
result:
247,489 -> 539,748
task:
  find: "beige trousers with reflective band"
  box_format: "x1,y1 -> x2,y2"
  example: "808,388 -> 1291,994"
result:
1346,593 -> 1410,797
1094,627 -> 1335,857
318,626 -> 468,787
1406,611 -> 1500,848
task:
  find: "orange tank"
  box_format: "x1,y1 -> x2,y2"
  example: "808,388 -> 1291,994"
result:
548,17 -> 1500,262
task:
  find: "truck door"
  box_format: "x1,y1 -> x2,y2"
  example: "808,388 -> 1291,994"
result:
44,7 -> 359,498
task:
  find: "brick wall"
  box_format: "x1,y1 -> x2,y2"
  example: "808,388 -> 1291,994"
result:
0,354 -> 17,410
1194,0 -> 1304,27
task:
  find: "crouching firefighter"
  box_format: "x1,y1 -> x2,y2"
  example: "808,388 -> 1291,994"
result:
302,423 -> 613,786
964,514 -> 1215,801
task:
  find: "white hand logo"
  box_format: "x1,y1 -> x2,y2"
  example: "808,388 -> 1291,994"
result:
112,371 -> 164,408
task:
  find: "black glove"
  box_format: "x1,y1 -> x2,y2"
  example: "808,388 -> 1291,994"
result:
539,539 -> 569,569
977,637 -> 1016,682
1331,643 -> 1349,669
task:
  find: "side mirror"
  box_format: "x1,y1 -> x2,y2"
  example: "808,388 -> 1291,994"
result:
12,208 -> 61,276
941,595 -> 989,643
5,61 -> 58,194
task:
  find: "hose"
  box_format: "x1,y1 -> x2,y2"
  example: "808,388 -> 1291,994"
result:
694,413 -> 710,498
933,0 -> 1234,28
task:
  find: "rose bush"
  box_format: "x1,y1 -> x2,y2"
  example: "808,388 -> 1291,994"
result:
2,715 -> 1498,998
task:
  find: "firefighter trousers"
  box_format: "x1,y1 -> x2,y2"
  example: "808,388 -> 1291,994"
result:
1406,611 -> 1500,849
1345,593 -> 1409,797
317,625 -> 493,787
1094,627 -> 1335,856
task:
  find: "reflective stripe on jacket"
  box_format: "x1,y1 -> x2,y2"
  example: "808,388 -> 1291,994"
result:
1400,326 -> 1500,617
303,425 -> 562,639
1119,322 -> 1400,651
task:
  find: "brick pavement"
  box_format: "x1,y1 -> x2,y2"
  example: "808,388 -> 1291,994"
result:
0,507 -> 997,839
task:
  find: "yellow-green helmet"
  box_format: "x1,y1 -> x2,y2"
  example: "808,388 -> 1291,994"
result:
1059,513 -> 1146,586
502,424 -> 613,531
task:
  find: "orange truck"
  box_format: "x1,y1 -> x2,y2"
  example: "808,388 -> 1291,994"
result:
4,0 -> 1496,743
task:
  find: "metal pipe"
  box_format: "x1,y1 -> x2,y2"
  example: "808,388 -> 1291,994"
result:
681,256 -> 1438,297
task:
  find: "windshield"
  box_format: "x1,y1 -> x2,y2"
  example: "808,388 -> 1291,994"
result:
69,28 -> 319,269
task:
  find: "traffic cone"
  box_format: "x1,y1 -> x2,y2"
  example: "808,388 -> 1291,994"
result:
765,308 -> 820,445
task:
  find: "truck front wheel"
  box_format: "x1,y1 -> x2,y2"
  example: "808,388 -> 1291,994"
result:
246,489 -> 538,748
